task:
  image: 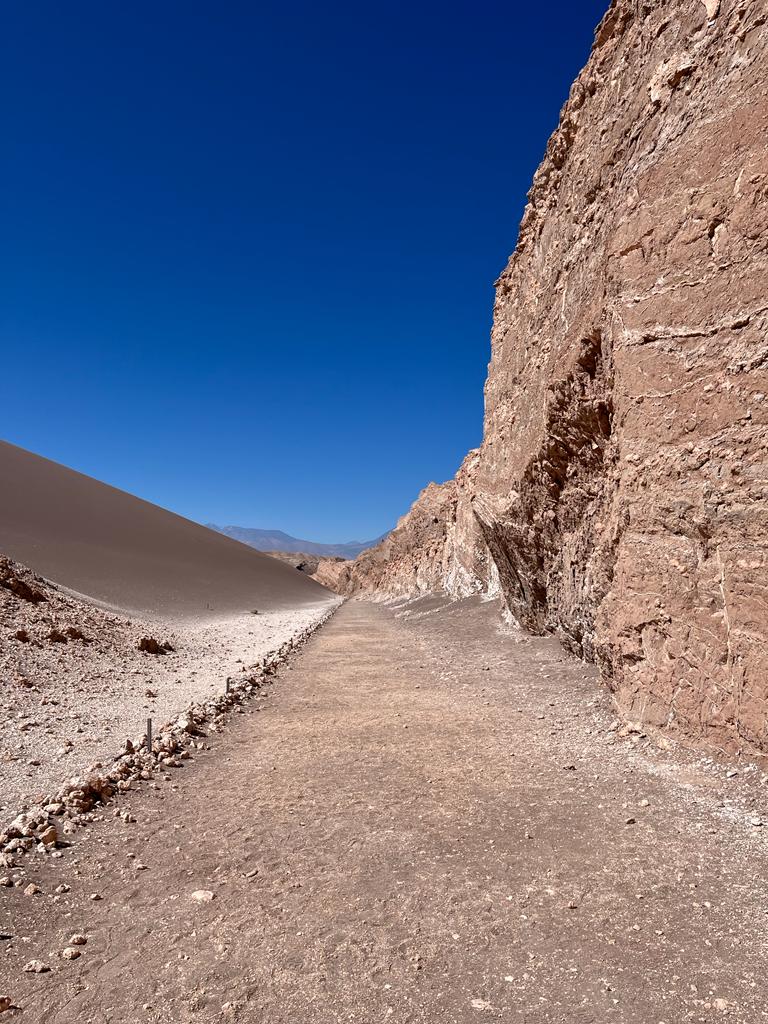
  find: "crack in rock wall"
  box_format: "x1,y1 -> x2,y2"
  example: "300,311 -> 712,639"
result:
344,0 -> 768,758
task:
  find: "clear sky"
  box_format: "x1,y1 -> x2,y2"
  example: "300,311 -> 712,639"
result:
3,0 -> 608,543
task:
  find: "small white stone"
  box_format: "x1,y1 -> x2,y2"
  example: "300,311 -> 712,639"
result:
22,960 -> 49,974
190,889 -> 216,903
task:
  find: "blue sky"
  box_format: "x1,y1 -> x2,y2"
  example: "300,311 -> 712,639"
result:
2,0 -> 608,542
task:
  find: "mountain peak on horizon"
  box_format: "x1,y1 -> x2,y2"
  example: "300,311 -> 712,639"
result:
206,525 -> 386,561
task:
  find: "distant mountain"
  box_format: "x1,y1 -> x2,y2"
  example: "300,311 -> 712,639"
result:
206,525 -> 387,561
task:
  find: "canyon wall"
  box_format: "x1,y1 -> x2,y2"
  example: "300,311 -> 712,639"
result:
346,0 -> 768,756
342,451 -> 497,599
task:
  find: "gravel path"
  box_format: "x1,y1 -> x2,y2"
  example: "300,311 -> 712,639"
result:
2,598 -> 767,1022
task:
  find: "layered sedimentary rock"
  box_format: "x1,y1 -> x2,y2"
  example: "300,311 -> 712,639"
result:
343,451 -> 497,599
346,0 -> 768,756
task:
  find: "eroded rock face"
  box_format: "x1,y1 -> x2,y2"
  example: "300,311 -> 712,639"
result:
346,0 -> 768,756
0,557 -> 47,604
312,557 -> 353,593
342,451 -> 497,600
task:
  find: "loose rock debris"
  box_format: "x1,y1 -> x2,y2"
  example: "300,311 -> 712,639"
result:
0,606 -> 337,867
2,599 -> 768,1022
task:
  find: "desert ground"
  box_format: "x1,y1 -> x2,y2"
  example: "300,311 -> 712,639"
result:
2,597 -> 766,1022
2,0 -> 767,1018
0,554 -> 337,815
0,442 -> 339,820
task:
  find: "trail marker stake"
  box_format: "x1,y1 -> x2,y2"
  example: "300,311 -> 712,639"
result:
146,717 -> 153,752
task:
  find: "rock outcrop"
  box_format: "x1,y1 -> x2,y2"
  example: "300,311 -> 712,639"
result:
344,0 -> 768,757
312,557 -> 354,593
261,550 -> 353,592
343,451 -> 497,599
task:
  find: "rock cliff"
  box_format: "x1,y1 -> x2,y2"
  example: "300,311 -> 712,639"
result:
344,0 -> 768,757
342,452 -> 497,599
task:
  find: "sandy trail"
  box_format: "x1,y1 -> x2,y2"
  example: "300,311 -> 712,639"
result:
2,598 -> 767,1023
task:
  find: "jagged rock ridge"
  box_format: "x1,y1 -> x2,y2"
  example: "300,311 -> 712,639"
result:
343,0 -> 768,757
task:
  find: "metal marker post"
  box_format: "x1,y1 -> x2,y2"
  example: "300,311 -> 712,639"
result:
146,717 -> 153,752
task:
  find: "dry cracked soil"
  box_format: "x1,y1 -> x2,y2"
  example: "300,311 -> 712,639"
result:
1,598 -> 767,1023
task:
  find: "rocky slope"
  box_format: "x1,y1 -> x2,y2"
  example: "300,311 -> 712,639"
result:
0,554 -> 338,818
342,451 -> 497,600
343,0 -> 768,757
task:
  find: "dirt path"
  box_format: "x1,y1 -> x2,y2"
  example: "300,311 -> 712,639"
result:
2,598 -> 767,1023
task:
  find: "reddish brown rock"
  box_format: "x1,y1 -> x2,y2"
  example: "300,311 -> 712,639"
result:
343,451 -> 496,599
65,625 -> 91,643
0,557 -> 46,604
138,636 -> 166,655
345,0 -> 768,757
312,557 -> 353,593
258,550 -> 355,593
264,551 -> 323,575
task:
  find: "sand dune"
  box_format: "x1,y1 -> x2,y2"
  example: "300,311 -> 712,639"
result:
0,440 -> 330,619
